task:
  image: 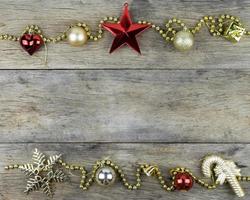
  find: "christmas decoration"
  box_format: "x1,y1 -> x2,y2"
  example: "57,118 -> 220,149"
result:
0,3 -> 249,57
5,149 -> 250,198
102,3 -> 150,54
7,149 -> 66,197
173,171 -> 194,191
20,34 -> 44,55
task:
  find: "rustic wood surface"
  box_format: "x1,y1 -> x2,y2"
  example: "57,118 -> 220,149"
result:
0,70 -> 250,143
0,0 -> 250,200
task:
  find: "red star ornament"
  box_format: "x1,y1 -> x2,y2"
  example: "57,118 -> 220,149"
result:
102,3 -> 151,54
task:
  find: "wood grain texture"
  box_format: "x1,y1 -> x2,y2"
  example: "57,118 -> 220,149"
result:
0,0 -> 250,69
0,70 -> 250,143
1,0 -> 250,200
1,143 -> 250,200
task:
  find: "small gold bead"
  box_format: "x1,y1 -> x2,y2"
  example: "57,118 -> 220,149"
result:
195,27 -> 200,31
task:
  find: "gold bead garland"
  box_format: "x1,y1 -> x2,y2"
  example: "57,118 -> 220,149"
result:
4,149 -> 250,198
0,8 -> 249,55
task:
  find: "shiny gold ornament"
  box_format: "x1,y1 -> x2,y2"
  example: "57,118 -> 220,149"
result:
95,166 -> 116,186
224,22 -> 245,43
173,30 -> 194,51
143,165 -> 159,176
67,26 -> 88,46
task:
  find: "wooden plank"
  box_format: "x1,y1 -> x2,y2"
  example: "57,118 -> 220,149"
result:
0,0 -> 250,69
0,143 -> 250,200
0,70 -> 250,143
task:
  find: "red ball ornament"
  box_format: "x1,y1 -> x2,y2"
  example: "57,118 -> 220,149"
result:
20,34 -> 44,55
174,172 -> 193,191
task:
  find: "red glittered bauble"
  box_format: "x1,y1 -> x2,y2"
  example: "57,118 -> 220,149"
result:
20,34 -> 44,55
174,172 -> 194,191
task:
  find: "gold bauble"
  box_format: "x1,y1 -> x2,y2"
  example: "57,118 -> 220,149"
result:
95,167 -> 116,186
173,31 -> 194,51
67,26 -> 88,46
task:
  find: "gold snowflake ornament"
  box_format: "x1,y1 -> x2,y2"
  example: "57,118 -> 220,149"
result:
16,148 -> 66,197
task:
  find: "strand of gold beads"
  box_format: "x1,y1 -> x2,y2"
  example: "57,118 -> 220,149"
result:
0,14 -> 249,52
57,158 -> 220,192
5,158 -> 250,191
5,149 -> 250,198
138,14 -> 249,51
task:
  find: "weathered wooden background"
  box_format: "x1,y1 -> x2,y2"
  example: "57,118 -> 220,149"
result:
0,0 -> 250,199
